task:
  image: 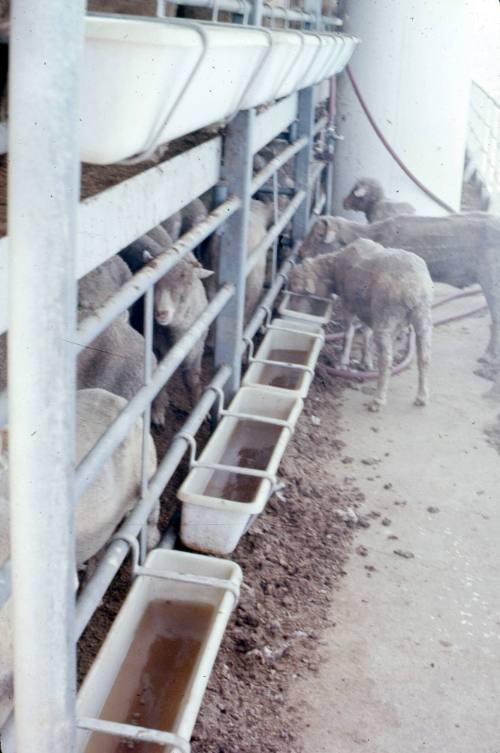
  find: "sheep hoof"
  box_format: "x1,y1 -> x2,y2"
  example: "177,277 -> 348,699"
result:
414,396 -> 428,407
151,408 -> 166,428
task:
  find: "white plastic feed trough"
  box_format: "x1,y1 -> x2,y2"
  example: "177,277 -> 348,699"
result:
239,29 -> 303,109
76,548 -> 242,753
279,291 -> 333,325
81,15 -> 271,164
242,318 -> 325,398
178,386 -> 303,555
274,30 -> 322,99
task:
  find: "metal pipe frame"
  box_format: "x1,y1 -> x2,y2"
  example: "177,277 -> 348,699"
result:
76,284 -> 234,500
246,189 -> 306,275
160,0 -> 342,26
292,87 -> 316,242
75,364 -> 231,638
214,109 -> 255,398
1,2 -> 332,741
251,135 -> 308,195
8,0 -> 84,750
75,196 -> 240,351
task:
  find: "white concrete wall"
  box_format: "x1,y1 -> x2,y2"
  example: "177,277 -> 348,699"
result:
333,0 -> 474,218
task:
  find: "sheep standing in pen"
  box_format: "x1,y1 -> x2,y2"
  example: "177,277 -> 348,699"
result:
0,388 -> 160,734
289,238 -> 434,411
343,177 -> 416,222
77,255 -> 170,427
143,248 -> 213,404
300,212 -> 500,365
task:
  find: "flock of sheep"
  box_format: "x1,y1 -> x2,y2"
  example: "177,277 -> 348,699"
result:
290,177 -> 500,411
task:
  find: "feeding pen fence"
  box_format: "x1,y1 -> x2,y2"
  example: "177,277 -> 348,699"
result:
0,0 -> 357,750
465,81 -> 500,208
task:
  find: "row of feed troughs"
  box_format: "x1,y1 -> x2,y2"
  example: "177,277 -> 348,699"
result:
82,14 -> 358,163
74,292 -> 333,753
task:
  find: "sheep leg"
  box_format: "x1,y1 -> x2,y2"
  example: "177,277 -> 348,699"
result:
182,347 -> 203,404
151,388 -> 169,428
478,253 -> 500,363
414,322 -> 432,407
361,327 -> 374,371
146,499 -> 161,550
369,330 -> 393,411
339,314 -> 357,368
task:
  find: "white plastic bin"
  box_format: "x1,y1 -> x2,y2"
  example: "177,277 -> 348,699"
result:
297,32 -> 328,89
279,291 -> 333,325
240,29 -> 303,109
274,31 -> 321,99
80,15 -> 270,164
76,549 -> 242,753
178,387 -> 303,555
242,323 -> 324,398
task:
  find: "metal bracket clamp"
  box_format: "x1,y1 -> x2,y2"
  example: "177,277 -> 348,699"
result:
205,383 -> 226,420
242,335 -> 255,361
109,532 -> 241,606
266,322 -> 326,343
174,430 -> 198,469
259,303 -> 273,329
77,718 -> 191,753
248,357 -> 315,377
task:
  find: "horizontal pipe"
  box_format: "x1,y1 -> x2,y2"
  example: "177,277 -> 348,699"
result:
75,364 -> 231,638
246,190 -> 305,276
75,285 -> 234,500
163,0 -> 342,25
77,718 -> 190,752
251,136 -> 308,195
243,241 -> 301,344
76,195 -> 240,351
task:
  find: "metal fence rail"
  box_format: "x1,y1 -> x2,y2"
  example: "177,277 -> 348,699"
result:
0,0 -> 338,748
465,81 -> 500,201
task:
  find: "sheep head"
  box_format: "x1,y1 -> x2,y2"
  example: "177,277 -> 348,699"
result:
343,178 -> 384,215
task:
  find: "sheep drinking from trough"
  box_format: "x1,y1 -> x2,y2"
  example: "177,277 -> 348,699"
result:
343,177 -> 416,222
289,238 -> 434,411
300,212 -> 500,364
0,387 -> 160,733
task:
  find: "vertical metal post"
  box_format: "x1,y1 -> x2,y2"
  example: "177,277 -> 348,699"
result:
139,287 -> 154,563
8,0 -> 84,750
292,87 -> 315,243
214,110 -> 254,397
249,0 -> 263,26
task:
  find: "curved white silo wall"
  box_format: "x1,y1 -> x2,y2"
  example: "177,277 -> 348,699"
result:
333,0 -> 474,218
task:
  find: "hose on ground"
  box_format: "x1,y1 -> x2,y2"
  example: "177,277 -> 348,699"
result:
320,288 -> 487,381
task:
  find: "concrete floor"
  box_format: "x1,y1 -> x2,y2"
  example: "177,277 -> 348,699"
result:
296,293 -> 500,753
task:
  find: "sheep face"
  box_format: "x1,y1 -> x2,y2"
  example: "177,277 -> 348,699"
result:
153,259 -> 212,328
288,261 -> 331,299
300,216 -> 345,258
343,178 -> 384,214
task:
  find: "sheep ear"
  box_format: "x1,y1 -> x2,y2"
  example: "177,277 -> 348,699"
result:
323,219 -> 338,244
143,250 -> 153,263
0,428 -> 8,468
353,186 -> 367,198
305,278 -> 316,295
196,267 -> 214,280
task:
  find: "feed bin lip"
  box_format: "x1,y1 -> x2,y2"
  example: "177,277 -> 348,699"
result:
76,548 -> 242,752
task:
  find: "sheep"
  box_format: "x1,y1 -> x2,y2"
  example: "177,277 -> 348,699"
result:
144,250 -> 213,403
289,238 -> 433,411
343,178 -> 416,222
204,198 -> 273,324
78,256 -> 170,427
0,387 -> 160,733
300,212 -> 500,364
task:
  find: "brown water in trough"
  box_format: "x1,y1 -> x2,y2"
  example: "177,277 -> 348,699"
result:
288,296 -> 328,316
83,600 -> 213,753
268,348 -> 309,365
204,470 -> 263,503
